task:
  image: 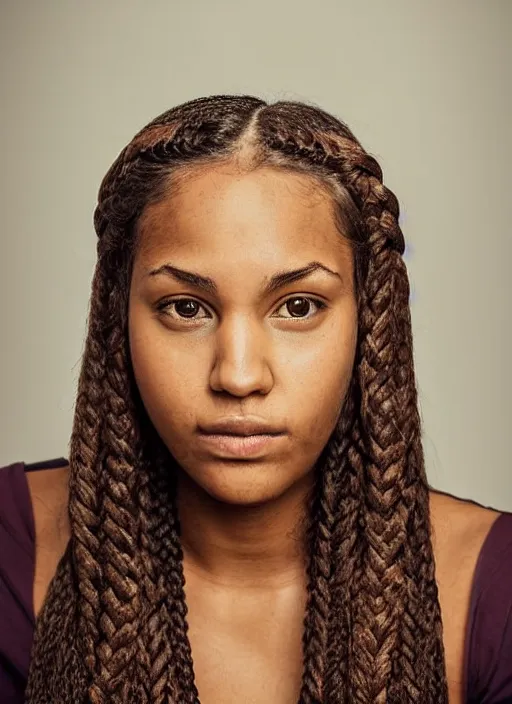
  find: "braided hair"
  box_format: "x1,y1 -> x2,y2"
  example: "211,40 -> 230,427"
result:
25,95 -> 448,703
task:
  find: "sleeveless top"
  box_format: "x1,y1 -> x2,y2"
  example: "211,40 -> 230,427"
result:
1,459 -> 511,703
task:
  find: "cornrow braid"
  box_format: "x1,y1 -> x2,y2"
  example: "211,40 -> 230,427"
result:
25,94 -> 448,703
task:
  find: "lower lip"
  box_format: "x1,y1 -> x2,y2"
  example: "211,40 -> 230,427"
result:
198,433 -> 284,458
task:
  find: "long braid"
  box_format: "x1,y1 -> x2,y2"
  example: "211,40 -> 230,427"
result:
25,261 -> 110,700
130,422 -> 199,703
146,446 -> 199,702
324,380 -> 364,701
352,233 -> 408,702
71,262 -> 111,682
134,433 -> 175,703
299,377 -> 360,703
165,507 -> 199,702
393,262 -> 448,702
25,95 -> 449,703
348,162 -> 448,702
341,161 -> 410,702
91,319 -> 144,702
299,440 -> 338,702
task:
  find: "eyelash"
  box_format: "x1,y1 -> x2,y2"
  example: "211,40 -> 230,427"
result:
156,295 -> 328,324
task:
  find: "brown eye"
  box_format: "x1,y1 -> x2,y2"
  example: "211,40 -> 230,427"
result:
286,297 -> 312,317
275,296 -> 327,320
156,297 -> 210,321
174,299 -> 201,318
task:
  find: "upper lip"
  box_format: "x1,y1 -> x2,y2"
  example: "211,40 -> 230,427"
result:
198,416 -> 286,436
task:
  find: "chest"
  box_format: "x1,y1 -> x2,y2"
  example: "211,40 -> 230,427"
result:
184,580 -> 306,704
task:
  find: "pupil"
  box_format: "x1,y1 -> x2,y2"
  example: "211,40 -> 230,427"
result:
176,300 -> 198,317
288,297 -> 309,317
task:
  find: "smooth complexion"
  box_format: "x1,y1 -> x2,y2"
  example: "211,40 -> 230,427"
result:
128,165 -> 358,573
127,164 -> 358,701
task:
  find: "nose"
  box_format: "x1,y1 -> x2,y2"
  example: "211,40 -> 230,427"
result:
209,314 -> 273,398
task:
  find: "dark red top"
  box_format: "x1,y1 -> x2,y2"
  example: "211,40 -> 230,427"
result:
1,459 -> 511,703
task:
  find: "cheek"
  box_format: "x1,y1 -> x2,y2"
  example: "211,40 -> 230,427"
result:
128,309 -> 204,436
285,325 -> 356,453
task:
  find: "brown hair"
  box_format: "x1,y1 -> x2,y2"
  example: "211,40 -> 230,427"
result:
25,95 -> 448,702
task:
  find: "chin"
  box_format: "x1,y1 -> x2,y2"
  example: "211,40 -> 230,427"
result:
194,461 -> 301,508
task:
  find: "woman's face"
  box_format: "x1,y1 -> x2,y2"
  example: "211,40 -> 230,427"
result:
129,164 -> 358,506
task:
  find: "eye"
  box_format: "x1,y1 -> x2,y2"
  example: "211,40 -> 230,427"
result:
157,297 -> 211,321
272,296 -> 327,320
156,295 -> 327,323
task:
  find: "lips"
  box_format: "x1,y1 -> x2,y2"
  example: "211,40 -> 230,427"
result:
196,431 -> 285,458
198,416 -> 285,437
197,416 -> 287,458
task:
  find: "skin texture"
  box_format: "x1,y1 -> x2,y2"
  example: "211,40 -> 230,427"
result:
26,164 -> 502,703
129,168 -> 357,516
128,165 -> 357,584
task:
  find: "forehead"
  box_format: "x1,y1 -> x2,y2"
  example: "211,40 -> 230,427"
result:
136,165 -> 352,269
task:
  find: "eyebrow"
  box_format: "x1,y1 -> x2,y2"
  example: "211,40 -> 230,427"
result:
147,261 -> 342,297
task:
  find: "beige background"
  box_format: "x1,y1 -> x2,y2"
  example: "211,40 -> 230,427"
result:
1,1 -> 510,510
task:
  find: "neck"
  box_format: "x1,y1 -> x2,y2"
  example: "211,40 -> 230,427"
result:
176,470 -> 314,590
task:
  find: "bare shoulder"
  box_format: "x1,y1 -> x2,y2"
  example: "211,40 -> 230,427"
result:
26,463 -> 70,497
26,464 -> 70,539
428,489 -> 502,578
27,463 -> 71,618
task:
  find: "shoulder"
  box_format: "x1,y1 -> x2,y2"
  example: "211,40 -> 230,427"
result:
25,461 -> 71,619
429,490 -> 502,579
0,457 -> 71,584
25,461 -> 70,540
429,489 -> 512,702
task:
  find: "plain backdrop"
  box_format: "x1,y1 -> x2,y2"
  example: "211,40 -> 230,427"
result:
0,1 -> 510,510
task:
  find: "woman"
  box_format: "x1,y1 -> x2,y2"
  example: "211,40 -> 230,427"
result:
0,95 -> 510,703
